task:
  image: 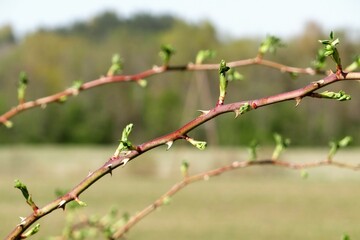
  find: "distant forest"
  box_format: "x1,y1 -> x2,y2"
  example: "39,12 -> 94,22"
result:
0,11 -> 359,145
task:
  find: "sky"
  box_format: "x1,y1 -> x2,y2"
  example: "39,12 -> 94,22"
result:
0,0 -> 360,39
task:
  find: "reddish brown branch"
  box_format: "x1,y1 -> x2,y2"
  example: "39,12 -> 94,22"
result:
0,57 -> 321,126
5,70 -> 360,239
111,157 -> 359,239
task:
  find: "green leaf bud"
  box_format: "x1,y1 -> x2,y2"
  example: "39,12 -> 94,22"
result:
181,161 -> 190,178
187,137 -> 207,150
107,54 -> 123,76
22,223 -> 40,238
159,44 -> 175,65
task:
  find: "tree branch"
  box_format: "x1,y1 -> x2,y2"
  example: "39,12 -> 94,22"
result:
5,70 -> 360,239
0,57 -> 322,127
112,157 -> 360,239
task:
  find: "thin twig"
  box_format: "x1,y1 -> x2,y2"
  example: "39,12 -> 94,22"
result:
5,70 -> 360,239
0,57 -> 320,126
110,157 -> 360,238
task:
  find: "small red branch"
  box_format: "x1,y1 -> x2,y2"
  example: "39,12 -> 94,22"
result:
112,157 -> 359,238
0,58 -> 322,126
4,66 -> 360,239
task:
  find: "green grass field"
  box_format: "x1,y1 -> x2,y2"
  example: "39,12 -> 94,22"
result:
1,145 -> 360,239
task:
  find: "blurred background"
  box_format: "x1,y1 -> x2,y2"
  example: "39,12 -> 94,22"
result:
1,1 -> 360,239
0,0 -> 359,146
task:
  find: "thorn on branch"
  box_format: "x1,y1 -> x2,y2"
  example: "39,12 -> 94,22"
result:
295,97 -> 302,106
198,109 -> 210,115
122,158 -> 130,167
18,216 -> 27,226
165,141 -> 173,150
106,163 -> 113,175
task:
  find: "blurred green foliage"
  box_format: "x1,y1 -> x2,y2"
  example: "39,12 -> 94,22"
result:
0,12 -> 359,145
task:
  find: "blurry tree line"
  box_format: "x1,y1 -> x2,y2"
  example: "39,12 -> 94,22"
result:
0,11 -> 359,145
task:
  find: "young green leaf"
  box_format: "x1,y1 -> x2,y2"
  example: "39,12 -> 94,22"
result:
328,136 -> 352,159
107,54 -> 123,76
3,120 -> 13,128
71,80 -> 83,96
110,212 -> 130,234
14,179 -> 37,210
137,79 -> 147,88
289,72 -> 299,80
162,196 -> 172,205
195,49 -> 216,64
17,71 -> 28,104
22,223 -> 40,238
318,31 -> 342,70
318,90 -> 351,101
258,35 -> 284,56
113,123 -> 134,157
247,139 -> 259,161
272,133 -> 291,160
235,103 -> 251,118
345,55 -> 360,72
342,233 -> 351,240
186,137 -> 207,150
300,170 -> 309,179
181,160 -> 190,178
14,179 -> 30,201
58,95 -> 68,103
75,197 -> 87,207
312,48 -> 327,70
159,44 -> 175,65
227,68 -> 244,82
218,60 -> 230,105
338,136 -> 353,147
